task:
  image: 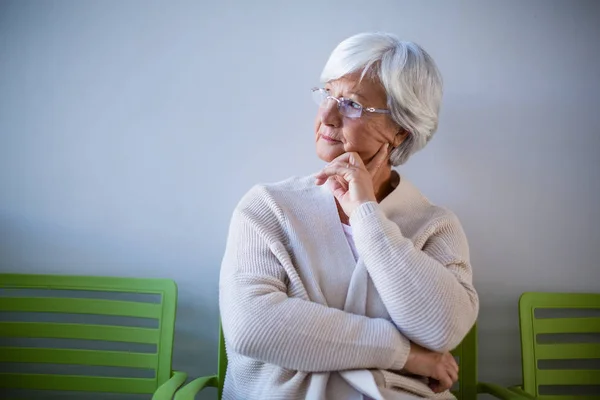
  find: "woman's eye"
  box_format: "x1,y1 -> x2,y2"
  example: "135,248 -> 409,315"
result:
349,101 -> 362,110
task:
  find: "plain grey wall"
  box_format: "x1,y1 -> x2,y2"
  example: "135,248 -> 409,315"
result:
1,0 -> 599,398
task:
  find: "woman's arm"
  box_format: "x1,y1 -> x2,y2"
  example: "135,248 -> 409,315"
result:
220,188 -> 410,373
350,202 -> 479,352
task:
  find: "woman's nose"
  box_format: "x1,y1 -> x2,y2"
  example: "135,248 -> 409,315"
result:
320,99 -> 342,127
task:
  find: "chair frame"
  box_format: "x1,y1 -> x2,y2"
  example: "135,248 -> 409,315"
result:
0,273 -> 187,399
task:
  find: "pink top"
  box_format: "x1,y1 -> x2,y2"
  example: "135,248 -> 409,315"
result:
342,223 -> 359,261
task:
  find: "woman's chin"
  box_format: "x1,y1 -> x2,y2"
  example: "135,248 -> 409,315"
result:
316,142 -> 345,163
316,148 -> 342,163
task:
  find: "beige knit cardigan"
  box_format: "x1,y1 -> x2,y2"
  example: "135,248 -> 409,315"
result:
220,174 -> 479,399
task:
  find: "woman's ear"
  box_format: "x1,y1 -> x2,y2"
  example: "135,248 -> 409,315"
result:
392,129 -> 409,147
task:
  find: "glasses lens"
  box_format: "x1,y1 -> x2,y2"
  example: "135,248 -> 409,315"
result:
339,99 -> 362,118
312,88 -> 327,107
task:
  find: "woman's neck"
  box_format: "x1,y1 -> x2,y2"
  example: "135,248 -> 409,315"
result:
373,167 -> 398,203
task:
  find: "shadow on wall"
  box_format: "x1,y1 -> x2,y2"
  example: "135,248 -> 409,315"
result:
173,303 -> 221,379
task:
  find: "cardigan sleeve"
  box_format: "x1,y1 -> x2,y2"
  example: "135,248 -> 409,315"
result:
220,186 -> 411,372
350,201 -> 479,352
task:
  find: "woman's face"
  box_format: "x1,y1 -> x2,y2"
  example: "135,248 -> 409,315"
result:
314,73 -> 402,164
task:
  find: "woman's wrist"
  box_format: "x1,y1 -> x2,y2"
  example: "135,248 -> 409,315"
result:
389,332 -> 411,370
349,201 -> 379,223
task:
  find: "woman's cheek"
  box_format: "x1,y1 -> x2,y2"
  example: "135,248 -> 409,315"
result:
345,138 -> 379,155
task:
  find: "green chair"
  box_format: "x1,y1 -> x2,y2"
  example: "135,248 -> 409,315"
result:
175,323 -> 523,399
454,325 -> 525,399
510,292 -> 600,399
0,273 -> 186,399
173,324 -> 225,400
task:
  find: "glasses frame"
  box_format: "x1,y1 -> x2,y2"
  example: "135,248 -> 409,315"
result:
311,87 -> 391,118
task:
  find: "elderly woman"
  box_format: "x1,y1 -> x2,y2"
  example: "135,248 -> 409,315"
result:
220,32 -> 479,399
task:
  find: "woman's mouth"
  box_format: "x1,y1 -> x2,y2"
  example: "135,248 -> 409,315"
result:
320,134 -> 341,143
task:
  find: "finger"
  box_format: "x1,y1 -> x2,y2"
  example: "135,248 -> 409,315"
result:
452,360 -> 459,376
448,355 -> 459,375
327,176 -> 346,192
327,177 -> 347,200
365,143 -> 390,176
330,151 -> 359,165
428,379 -> 441,393
438,374 -> 453,392
346,152 -> 361,169
316,164 -> 352,190
429,376 -> 452,394
449,368 -> 459,384
444,358 -> 459,384
335,175 -> 348,191
315,174 -> 327,185
315,163 -> 355,182
329,152 -> 369,174
442,353 -> 457,367
315,168 -> 340,185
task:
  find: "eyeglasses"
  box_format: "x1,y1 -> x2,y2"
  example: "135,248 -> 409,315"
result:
311,87 -> 390,119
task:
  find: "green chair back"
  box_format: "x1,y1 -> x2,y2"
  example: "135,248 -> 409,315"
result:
518,292 -> 600,399
214,324 -> 479,400
217,322 -> 227,400
451,324 -> 478,400
0,273 -> 178,396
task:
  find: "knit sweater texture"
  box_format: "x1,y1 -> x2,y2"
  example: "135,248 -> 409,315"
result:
220,173 -> 479,399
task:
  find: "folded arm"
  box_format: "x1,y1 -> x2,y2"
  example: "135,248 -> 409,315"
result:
220,188 -> 410,372
350,202 -> 479,352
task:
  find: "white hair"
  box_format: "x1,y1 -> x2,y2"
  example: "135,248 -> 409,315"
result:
320,32 -> 443,165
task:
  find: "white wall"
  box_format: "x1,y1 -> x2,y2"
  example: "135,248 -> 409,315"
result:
1,0 -> 599,398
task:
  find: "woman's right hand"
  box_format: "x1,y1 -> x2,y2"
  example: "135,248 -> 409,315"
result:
402,342 -> 459,393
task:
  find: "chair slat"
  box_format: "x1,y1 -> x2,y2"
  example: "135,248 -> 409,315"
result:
535,343 -> 600,360
0,297 -> 161,319
0,347 -> 157,369
537,369 -> 600,385
0,373 -> 157,393
0,273 -> 175,294
521,293 -> 600,309
0,322 -> 159,344
535,317 -> 600,334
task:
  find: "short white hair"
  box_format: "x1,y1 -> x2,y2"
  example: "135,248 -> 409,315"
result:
320,32 -> 443,165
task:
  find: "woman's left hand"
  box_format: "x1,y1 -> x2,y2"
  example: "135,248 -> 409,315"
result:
315,143 -> 389,217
